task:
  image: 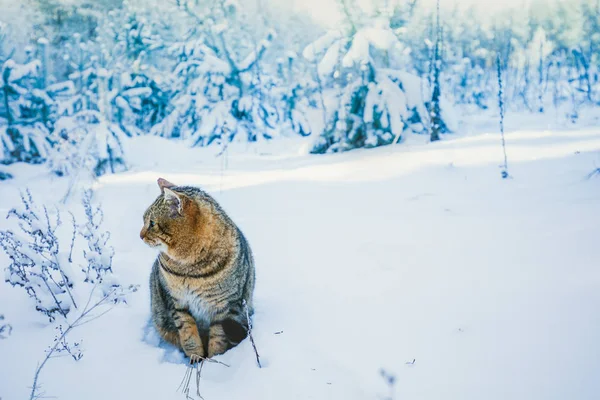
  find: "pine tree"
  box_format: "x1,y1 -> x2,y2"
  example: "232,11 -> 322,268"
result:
150,0 -> 280,146
0,42 -> 54,164
306,2 -> 455,154
429,0 -> 442,142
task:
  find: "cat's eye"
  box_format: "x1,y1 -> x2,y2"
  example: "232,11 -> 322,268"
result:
149,220 -> 155,228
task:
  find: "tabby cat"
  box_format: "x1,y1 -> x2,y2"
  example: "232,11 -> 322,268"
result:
140,178 -> 255,361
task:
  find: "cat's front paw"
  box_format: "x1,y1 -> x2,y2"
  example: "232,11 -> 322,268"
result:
179,331 -> 204,361
207,340 -> 229,358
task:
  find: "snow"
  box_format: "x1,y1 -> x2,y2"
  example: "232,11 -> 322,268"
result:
0,125 -> 15,152
317,40 -> 342,77
182,52 -> 231,75
303,30 -> 343,62
1,115 -> 600,399
376,73 -> 409,136
238,40 -> 269,72
5,60 -> 41,82
342,27 -> 400,68
212,23 -> 229,35
342,32 -> 369,68
46,81 -> 76,96
121,87 -> 153,98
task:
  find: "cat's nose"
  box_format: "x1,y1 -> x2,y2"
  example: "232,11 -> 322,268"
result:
140,228 -> 147,240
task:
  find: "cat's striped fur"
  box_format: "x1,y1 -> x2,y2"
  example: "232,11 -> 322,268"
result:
140,178 -> 255,360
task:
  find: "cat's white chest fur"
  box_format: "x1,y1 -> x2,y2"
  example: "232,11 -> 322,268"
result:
179,290 -> 214,325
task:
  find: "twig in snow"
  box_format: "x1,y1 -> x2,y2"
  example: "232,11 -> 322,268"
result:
496,54 -> 510,179
29,285 -> 134,400
178,360 -> 200,400
0,314 -> 12,339
195,360 -> 204,398
586,168 -> 600,179
178,355 -> 229,399
243,299 -> 261,368
379,369 -> 396,400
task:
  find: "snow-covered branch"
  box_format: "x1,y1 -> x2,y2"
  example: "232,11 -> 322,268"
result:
0,190 -> 137,321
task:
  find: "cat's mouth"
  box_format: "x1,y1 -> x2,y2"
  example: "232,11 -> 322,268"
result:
143,238 -> 164,249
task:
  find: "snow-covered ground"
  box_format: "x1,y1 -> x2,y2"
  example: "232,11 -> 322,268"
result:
1,122 -> 600,400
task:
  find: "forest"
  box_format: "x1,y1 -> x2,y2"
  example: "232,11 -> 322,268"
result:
0,0 -> 598,175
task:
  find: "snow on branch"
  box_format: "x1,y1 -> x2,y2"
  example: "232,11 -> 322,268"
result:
0,189 -> 138,322
1,190 -> 77,321
238,30 -> 277,73
303,30 -> 343,62
79,189 -> 135,302
29,283 -> 137,400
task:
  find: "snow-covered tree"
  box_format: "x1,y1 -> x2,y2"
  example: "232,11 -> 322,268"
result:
150,0 -> 283,147
0,43 -> 53,164
429,0 -> 442,142
272,52 -> 318,137
48,110 -> 127,179
306,13 -> 455,154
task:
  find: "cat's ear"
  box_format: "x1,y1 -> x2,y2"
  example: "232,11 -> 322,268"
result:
163,188 -> 183,216
157,178 -> 176,194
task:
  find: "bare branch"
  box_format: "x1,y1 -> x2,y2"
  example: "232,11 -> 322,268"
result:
243,299 -> 261,368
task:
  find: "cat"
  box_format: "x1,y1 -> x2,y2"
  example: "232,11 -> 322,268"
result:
140,178 -> 255,362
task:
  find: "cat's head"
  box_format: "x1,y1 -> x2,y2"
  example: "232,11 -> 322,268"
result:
140,178 -> 202,260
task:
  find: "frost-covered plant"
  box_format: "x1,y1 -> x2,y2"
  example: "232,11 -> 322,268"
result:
52,324 -> 83,361
0,189 -> 136,322
0,190 -> 77,321
29,282 -> 137,400
0,314 -> 12,339
48,110 -> 127,178
0,188 -> 138,399
76,189 -> 139,303
79,189 -> 125,300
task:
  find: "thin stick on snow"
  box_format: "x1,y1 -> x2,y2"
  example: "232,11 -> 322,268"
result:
177,364 -> 191,392
178,362 -> 196,399
178,355 -> 229,399
496,54 -> 510,179
243,300 -> 262,368
42,205 -> 78,310
195,359 -> 205,399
